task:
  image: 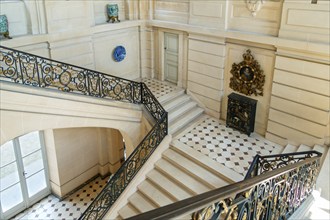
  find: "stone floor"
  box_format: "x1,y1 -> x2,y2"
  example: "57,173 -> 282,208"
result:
12,177 -> 108,220
142,78 -> 177,99
175,116 -> 283,176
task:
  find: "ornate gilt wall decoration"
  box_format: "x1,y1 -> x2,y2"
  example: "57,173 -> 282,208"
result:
246,0 -> 264,17
229,49 -> 265,96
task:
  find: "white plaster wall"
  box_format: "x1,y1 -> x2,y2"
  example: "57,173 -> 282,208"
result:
93,27 -> 140,80
52,127 -> 101,197
0,1 -> 31,36
43,127 -> 127,197
44,1 -> 93,34
187,34 -> 226,119
140,26 -> 154,78
49,36 -> 95,69
153,0 -> 189,23
0,82 -> 143,148
279,0 -> 330,44
189,0 -> 226,29
266,51 -> 330,146
93,0 -> 126,25
226,0 -> 283,36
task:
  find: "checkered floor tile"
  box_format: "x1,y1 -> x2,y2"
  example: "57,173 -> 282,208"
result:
12,177 -> 108,220
142,78 -> 176,99
178,117 -> 283,176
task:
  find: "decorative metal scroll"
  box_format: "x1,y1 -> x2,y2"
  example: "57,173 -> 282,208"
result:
0,46 -> 141,103
0,46 -> 168,220
192,151 -> 321,220
80,113 -> 167,220
229,49 -> 265,96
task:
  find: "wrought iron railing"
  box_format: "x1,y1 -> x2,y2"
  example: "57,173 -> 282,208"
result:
0,46 -> 168,220
126,151 -> 322,220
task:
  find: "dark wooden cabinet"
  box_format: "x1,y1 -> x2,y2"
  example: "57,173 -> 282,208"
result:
226,93 -> 257,136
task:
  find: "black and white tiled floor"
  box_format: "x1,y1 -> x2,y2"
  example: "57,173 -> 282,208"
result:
142,78 -> 176,99
177,117 -> 283,176
12,177 -> 108,220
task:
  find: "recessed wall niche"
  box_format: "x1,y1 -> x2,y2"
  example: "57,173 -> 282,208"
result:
221,43 -> 276,135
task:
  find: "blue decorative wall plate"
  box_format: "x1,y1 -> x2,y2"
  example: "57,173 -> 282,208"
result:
113,46 -> 126,62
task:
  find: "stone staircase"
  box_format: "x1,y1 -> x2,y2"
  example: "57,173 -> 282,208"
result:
158,89 -> 204,135
114,89 -> 233,219
113,87 -> 329,220
117,144 -> 236,219
271,142 -> 329,220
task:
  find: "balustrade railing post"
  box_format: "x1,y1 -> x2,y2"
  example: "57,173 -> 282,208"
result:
140,82 -> 144,105
17,51 -> 24,84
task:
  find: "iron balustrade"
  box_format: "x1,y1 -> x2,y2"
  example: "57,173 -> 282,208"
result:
126,151 -> 322,220
0,46 -> 168,220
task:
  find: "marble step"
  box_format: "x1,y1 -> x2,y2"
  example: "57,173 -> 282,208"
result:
128,192 -> 157,214
171,140 -> 242,183
155,159 -> 211,195
118,203 -> 139,219
168,101 -> 197,124
169,107 -> 204,135
158,89 -> 185,104
163,94 -> 190,112
146,169 -> 193,201
282,144 -> 298,154
313,144 -> 327,155
162,149 -> 229,189
137,179 -> 175,207
297,144 -> 312,152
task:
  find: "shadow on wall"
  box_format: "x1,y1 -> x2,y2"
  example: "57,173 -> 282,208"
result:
43,127 -> 129,198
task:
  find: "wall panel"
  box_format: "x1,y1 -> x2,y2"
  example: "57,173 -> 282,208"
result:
187,35 -> 225,118
154,0 -> 189,23
227,0 -> 283,36
266,55 -> 330,146
189,0 -> 226,29
279,1 -> 330,43
50,36 -> 94,69
93,27 -> 140,80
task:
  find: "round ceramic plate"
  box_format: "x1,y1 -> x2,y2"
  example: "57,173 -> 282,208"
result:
113,46 -> 126,62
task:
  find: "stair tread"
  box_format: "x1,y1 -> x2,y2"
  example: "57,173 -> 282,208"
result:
313,144 -> 326,154
163,95 -> 190,112
163,149 -> 229,188
118,204 -> 140,219
171,140 -> 242,183
138,180 -> 175,207
169,108 -> 204,134
159,90 -> 185,104
147,169 -> 193,201
155,159 -> 211,195
168,101 -> 197,123
282,144 -> 298,154
128,192 -> 157,213
297,144 -> 312,152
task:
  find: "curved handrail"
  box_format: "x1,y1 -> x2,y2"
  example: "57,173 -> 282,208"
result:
126,151 -> 322,220
0,46 -> 168,220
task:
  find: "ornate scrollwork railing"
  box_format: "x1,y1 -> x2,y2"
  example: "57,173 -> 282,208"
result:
126,151 -> 322,220
0,46 -> 142,103
0,46 -> 168,220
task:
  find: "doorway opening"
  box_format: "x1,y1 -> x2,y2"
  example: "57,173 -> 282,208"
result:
0,131 -> 50,219
164,32 -> 179,84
